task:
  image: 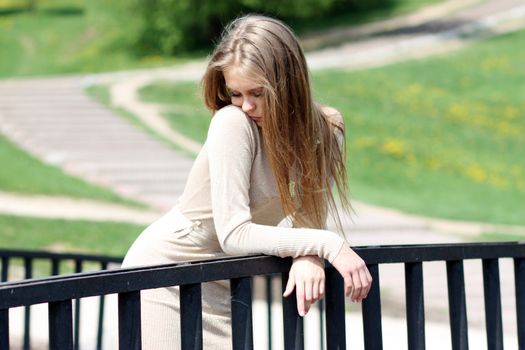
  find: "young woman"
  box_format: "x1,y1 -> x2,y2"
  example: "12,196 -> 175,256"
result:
123,14 -> 372,349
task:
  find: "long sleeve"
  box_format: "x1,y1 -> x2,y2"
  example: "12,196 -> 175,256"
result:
207,105 -> 345,262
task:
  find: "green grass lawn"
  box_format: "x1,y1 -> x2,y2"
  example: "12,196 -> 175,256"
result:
0,0 -> 184,78
0,133 -> 145,207
0,213 -> 145,256
138,82 -> 211,144
137,29 -> 525,226
314,30 -> 525,226
0,213 -> 146,277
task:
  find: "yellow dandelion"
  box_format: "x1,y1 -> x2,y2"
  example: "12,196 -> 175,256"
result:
381,139 -> 405,158
465,164 -> 487,183
488,173 -> 509,189
503,106 -> 518,120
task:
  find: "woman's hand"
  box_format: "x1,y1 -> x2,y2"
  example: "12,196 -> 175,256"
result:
331,244 -> 373,302
283,256 -> 325,316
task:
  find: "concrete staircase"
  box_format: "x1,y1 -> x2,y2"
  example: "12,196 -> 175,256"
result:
0,77 -> 194,210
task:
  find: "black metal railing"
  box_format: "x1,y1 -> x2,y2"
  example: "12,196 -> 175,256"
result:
0,242 -> 524,349
0,249 -> 122,350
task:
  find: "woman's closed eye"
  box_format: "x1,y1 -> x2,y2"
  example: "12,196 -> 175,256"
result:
228,88 -> 264,98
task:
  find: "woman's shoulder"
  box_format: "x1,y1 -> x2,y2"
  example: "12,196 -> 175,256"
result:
319,105 -> 344,128
207,105 -> 259,148
211,105 -> 250,123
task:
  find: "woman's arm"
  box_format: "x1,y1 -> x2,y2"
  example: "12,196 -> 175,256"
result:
207,106 -> 345,262
207,106 -> 371,309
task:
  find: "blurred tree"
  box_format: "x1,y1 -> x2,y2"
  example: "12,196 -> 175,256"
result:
114,0 -> 393,56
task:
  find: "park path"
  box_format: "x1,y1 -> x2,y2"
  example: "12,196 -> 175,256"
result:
1,0 -> 525,347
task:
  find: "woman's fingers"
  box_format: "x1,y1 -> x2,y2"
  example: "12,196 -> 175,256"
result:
285,256 -> 326,316
351,271 -> 362,302
319,279 -> 325,299
283,271 -> 296,298
332,245 -> 373,303
296,281 -> 312,316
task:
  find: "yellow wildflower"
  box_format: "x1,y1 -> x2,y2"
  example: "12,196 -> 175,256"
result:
465,164 -> 487,182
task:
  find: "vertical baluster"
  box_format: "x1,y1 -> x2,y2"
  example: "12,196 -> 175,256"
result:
0,308 -> 9,350
51,258 -> 60,276
362,264 -> 382,350
515,258 -> 525,349
180,283 -> 203,350
118,291 -> 141,350
97,261 -> 108,350
446,260 -> 469,350
49,300 -> 73,350
23,257 -> 32,350
1,256 -> 8,282
73,260 -> 82,350
231,277 -> 254,350
325,267 -> 345,350
265,275 -> 273,350
282,272 -> 304,350
482,259 -> 503,350
405,262 -> 425,350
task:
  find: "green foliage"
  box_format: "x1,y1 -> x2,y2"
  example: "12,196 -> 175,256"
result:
0,213 -> 145,256
117,0 -> 400,56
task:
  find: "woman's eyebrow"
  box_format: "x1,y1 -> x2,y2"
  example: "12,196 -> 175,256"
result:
225,85 -> 263,93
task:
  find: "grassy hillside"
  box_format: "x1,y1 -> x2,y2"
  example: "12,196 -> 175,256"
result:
135,29 -> 525,225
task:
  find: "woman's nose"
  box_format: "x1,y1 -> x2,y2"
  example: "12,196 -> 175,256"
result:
242,99 -> 255,113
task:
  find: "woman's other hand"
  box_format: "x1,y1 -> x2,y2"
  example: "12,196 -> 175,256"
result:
331,245 -> 372,302
283,256 -> 325,316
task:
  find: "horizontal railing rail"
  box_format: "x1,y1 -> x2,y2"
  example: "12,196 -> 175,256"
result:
1,242 -> 524,349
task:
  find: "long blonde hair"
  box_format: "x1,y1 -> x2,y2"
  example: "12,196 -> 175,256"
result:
202,14 -> 350,231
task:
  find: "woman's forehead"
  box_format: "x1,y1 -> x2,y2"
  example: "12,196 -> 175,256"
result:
223,66 -> 263,91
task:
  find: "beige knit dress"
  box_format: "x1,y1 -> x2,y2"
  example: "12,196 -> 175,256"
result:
122,105 -> 346,349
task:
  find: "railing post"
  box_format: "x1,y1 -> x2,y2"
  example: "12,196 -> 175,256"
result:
362,264 -> 382,350
446,260 -> 469,350
23,257 -> 32,350
405,262 -> 425,350
74,259 -> 83,350
482,259 -> 503,350
265,275 -> 273,350
118,291 -> 141,350
49,300 -> 74,350
282,272 -> 304,350
1,256 -> 7,282
0,308 -> 9,350
180,283 -> 203,350
325,267 -> 345,350
231,277 -> 254,350
97,261 -> 108,350
514,258 -> 525,349
51,258 -> 60,276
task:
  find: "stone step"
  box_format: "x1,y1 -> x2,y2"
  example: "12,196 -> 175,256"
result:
0,77 -> 194,209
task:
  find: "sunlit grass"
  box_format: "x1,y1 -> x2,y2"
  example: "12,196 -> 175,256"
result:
312,30 -> 525,225
0,213 -> 145,256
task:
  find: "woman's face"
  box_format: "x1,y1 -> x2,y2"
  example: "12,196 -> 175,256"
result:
223,67 -> 265,127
